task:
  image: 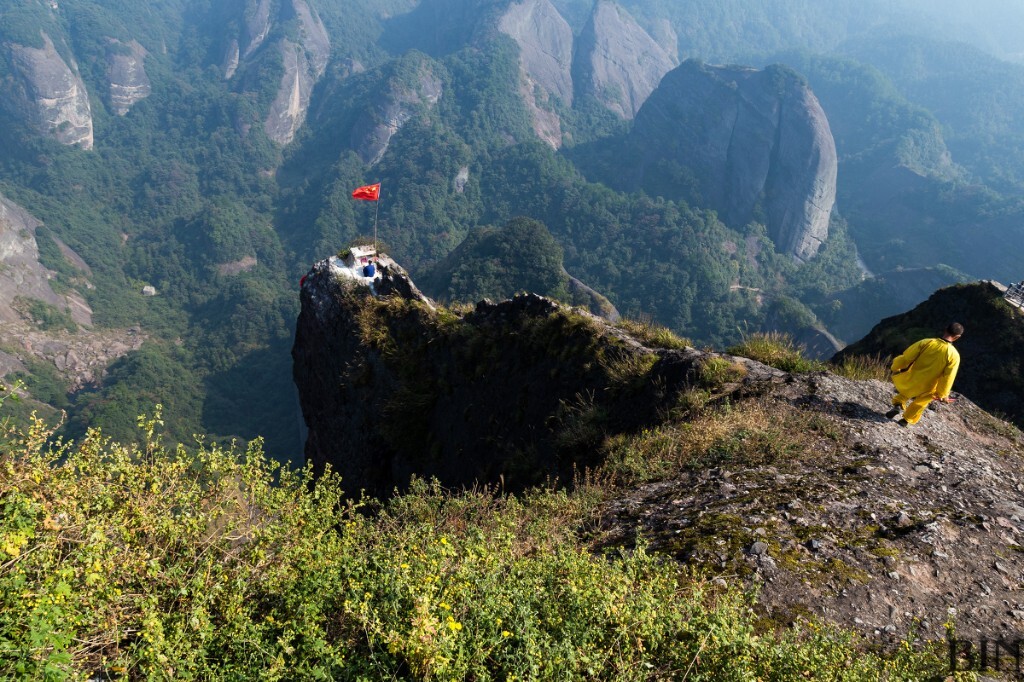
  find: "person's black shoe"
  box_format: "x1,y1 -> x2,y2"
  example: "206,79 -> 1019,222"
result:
897,418 -> 910,427
885,407 -> 901,419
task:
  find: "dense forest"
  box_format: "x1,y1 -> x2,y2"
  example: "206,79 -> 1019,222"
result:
2,0 -> 1024,460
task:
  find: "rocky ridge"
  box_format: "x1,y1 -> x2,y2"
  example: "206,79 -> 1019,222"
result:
293,262 -> 1024,644
599,370 -> 1024,643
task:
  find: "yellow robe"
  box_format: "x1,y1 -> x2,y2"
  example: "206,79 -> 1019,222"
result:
890,338 -> 960,424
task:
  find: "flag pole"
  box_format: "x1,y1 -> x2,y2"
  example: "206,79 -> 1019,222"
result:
373,186 -> 380,253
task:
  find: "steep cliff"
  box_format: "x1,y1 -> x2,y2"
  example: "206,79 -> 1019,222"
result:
0,194 -> 144,391
498,0 -> 574,148
217,0 -> 330,145
349,57 -> 443,165
7,32 -> 94,149
572,0 -> 676,119
106,39 -> 151,116
629,61 -> 837,262
262,0 -> 331,146
293,255 -> 762,495
0,194 -> 73,326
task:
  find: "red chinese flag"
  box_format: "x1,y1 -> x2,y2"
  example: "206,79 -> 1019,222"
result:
352,183 -> 381,201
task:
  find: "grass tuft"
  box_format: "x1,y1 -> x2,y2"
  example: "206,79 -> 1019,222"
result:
728,332 -> 824,373
832,353 -> 890,381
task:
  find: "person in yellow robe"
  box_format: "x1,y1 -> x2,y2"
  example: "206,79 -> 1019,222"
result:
886,323 -> 963,426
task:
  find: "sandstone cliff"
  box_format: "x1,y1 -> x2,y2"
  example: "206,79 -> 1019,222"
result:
349,58 -> 443,165
0,194 -> 73,326
106,39 -> 151,116
572,0 -> 676,119
631,61 -> 837,262
262,0 -> 331,146
217,0 -> 330,145
498,0 -> 574,148
8,32 -> 94,149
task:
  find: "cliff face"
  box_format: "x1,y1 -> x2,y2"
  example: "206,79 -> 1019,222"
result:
498,0 -> 574,148
8,33 -> 94,150
262,0 -> 331,146
0,195 -> 70,325
631,61 -> 837,262
573,0 -> 676,119
106,39 -> 151,116
349,58 -> 443,165
292,255 -> 768,495
0,193 -> 144,390
218,0 -> 331,145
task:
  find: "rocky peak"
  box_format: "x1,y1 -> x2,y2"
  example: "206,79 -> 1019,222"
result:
7,32 -> 94,149
573,0 -> 676,119
105,39 -> 151,116
498,0 -> 573,148
631,61 -> 837,262
292,255 -> 777,495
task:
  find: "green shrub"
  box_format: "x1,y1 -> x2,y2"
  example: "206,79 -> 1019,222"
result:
13,297 -> 78,333
0,406 -> 950,680
728,332 -> 824,373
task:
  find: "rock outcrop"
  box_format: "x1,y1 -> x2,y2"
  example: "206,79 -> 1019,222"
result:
350,58 -> 443,165
573,1 -> 676,119
631,61 -> 837,262
0,194 -> 81,325
599,370 -> 1024,642
8,33 -> 94,149
106,39 -> 151,115
293,262 -> 1024,640
293,256 -> 756,495
262,0 -> 331,146
498,0 -> 574,148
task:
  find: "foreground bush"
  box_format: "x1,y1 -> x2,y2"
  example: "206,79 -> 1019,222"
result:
0,408 -> 948,679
